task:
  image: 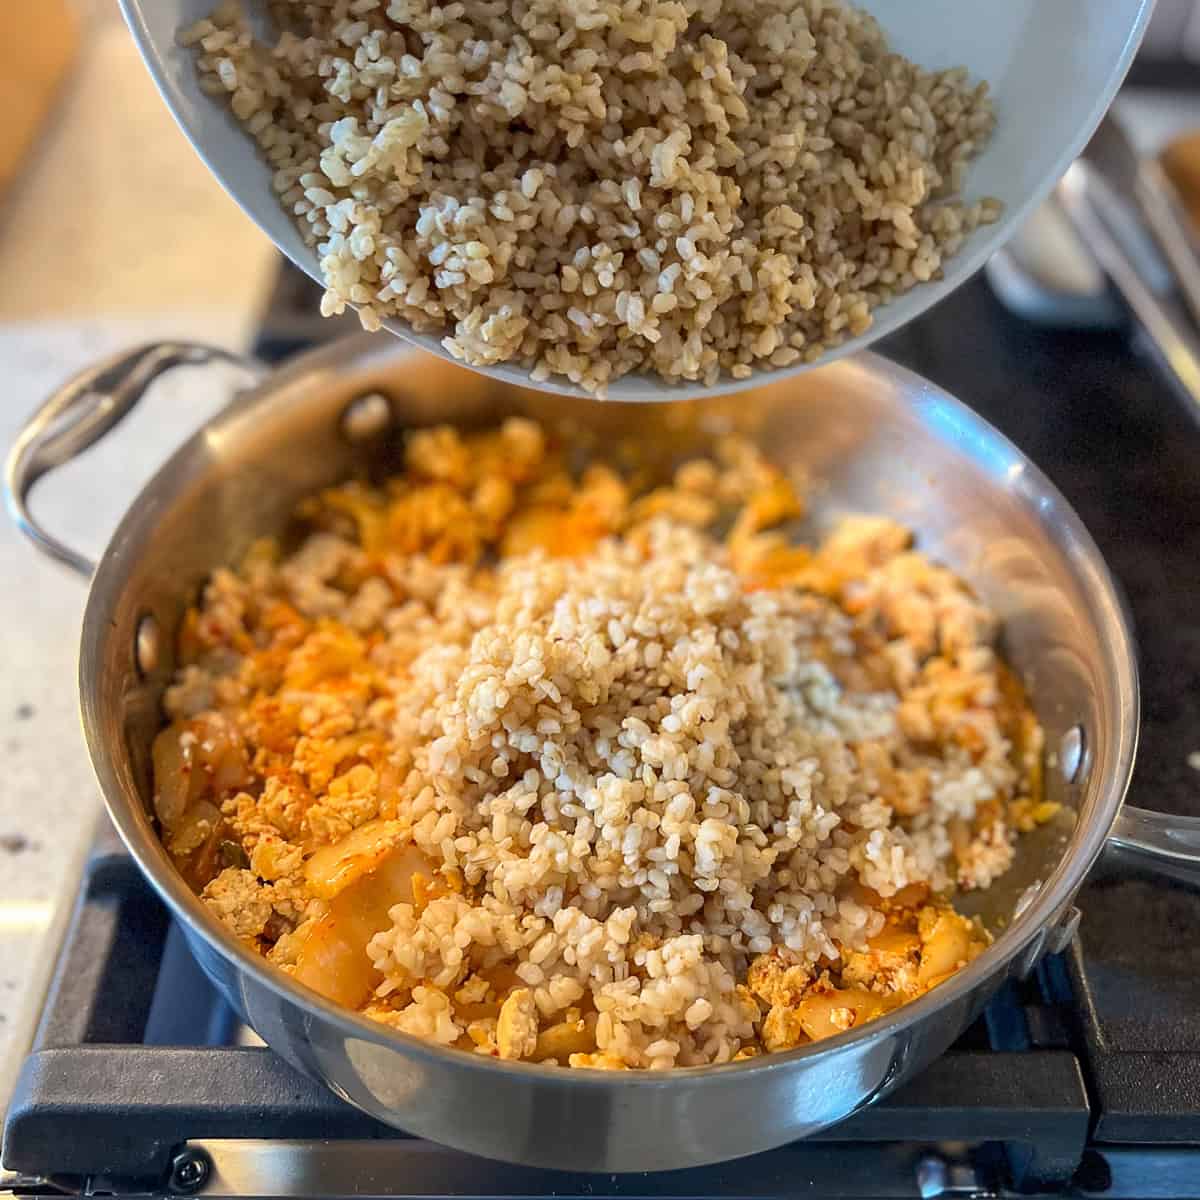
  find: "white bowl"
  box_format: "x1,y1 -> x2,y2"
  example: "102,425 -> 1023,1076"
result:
119,0 -> 1153,400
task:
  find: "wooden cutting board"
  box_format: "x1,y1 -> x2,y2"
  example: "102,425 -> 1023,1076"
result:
0,2 -> 81,203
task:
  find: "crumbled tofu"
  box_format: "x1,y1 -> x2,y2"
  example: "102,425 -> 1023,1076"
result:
202,868 -> 272,941
746,952 -> 811,1008
841,927 -> 921,996
249,835 -> 304,882
455,974 -> 491,1006
761,1004 -> 808,1052
496,988 -> 539,1061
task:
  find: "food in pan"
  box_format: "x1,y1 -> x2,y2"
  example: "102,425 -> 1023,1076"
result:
182,0 -> 998,392
152,419 -> 1054,1068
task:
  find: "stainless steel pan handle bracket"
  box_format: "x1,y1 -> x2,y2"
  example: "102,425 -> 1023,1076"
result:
4,342 -> 261,579
1109,804 -> 1200,886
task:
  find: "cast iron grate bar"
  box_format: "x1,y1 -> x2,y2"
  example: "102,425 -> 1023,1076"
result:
32,854 -> 169,1048
3,1044 -> 1090,1186
1065,940 -> 1200,1146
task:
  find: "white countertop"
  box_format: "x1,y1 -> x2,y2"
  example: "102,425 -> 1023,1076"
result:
0,0 -> 276,1102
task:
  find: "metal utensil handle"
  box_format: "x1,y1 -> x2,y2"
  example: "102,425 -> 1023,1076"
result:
1109,804 -> 1200,886
1056,161 -> 1200,421
4,342 -> 259,579
1137,159 -> 1200,333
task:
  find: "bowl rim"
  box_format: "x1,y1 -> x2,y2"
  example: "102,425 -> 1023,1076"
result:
115,0 -> 1155,401
78,337 -> 1140,1091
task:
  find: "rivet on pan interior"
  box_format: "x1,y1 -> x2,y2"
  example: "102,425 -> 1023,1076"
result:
1059,725 -> 1086,784
341,392 -> 392,442
135,614 -> 161,678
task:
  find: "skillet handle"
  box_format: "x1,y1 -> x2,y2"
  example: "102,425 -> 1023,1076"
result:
4,342 -> 261,579
1107,804 -> 1200,886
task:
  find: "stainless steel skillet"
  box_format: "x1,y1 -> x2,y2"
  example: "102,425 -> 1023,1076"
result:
6,334 -> 1199,1171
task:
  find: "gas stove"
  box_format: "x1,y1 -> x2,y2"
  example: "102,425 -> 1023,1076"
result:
1,260 -> 1198,1200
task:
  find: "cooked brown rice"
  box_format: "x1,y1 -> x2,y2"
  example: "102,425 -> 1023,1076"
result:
182,0 -> 998,393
